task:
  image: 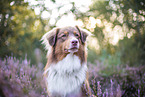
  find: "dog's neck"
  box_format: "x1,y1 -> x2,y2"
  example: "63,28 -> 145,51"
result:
56,54 -> 81,71
45,53 -> 86,75
45,54 -> 87,96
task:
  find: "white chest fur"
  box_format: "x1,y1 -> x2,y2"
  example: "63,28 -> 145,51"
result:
45,54 -> 87,96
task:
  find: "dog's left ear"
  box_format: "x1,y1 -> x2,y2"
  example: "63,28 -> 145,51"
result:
75,26 -> 91,44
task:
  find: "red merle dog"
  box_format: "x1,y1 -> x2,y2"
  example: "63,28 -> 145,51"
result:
41,26 -> 92,97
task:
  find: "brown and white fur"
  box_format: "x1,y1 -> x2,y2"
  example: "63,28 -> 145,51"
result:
41,26 -> 91,97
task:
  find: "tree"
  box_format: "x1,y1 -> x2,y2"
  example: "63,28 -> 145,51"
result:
76,0 -> 145,65
0,0 -> 27,57
0,0 -> 47,64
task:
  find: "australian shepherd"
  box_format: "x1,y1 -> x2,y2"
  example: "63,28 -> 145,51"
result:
41,26 -> 92,97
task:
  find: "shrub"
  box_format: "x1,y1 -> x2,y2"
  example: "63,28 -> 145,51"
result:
88,61 -> 145,97
0,57 -> 47,97
0,57 -> 144,97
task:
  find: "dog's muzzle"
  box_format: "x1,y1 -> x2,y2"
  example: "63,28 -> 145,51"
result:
64,37 -> 79,53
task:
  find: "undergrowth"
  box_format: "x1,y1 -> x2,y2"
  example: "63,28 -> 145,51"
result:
0,57 -> 144,97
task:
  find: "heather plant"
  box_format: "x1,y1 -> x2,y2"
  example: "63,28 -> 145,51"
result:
0,57 -> 47,97
88,61 -> 145,97
0,56 -> 144,97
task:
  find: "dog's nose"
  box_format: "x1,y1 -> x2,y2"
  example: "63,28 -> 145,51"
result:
72,40 -> 78,45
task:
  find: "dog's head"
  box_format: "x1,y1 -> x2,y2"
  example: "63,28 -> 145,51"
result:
42,26 -> 91,53
42,26 -> 91,63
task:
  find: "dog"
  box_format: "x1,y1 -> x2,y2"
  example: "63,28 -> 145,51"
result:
41,26 -> 92,97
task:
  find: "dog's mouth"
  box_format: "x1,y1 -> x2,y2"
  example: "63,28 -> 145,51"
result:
64,47 -> 78,53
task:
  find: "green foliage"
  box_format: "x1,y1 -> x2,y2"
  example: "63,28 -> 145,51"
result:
0,0 -> 48,65
0,0 -> 86,65
88,47 -> 121,66
0,0 -> 145,68
87,47 -> 98,64
118,32 -> 145,65
85,0 -> 145,65
99,49 -> 121,66
0,0 -> 28,57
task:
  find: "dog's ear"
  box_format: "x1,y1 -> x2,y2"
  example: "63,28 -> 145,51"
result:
75,26 -> 91,44
48,28 -> 59,46
48,34 -> 56,46
41,28 -> 59,47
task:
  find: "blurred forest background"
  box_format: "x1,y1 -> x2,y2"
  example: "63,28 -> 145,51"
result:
0,0 -> 145,97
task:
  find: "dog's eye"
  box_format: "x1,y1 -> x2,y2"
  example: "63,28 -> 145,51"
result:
62,34 -> 66,37
75,33 -> 79,37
